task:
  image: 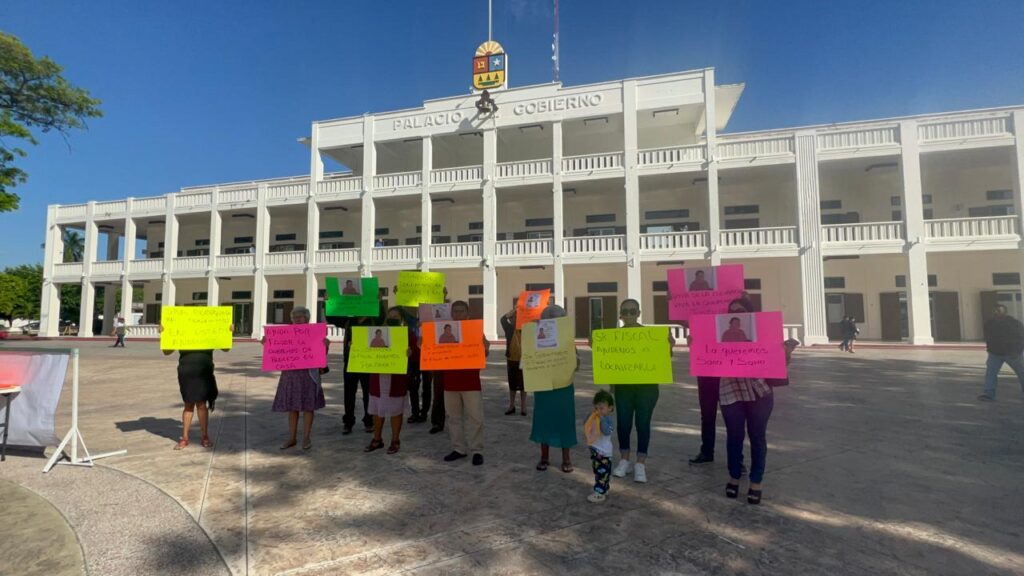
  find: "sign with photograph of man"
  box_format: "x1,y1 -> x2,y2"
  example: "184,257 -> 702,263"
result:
667,264 -> 745,321
520,317 -> 576,392
689,311 -> 786,378
420,320 -> 485,370
515,288 -> 551,329
347,326 -> 409,374
325,276 -> 380,317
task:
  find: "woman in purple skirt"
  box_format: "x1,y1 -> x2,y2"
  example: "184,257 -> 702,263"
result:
265,306 -> 329,451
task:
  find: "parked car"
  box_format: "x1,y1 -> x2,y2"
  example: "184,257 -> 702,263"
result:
21,321 -> 40,336
0,326 -> 9,339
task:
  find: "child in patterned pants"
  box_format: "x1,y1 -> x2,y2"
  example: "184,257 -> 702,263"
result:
584,390 -> 615,503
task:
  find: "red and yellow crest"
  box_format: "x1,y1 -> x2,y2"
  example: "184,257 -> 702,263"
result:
472,40 -> 507,90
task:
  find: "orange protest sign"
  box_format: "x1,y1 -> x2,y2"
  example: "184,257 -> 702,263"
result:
515,289 -> 550,329
420,320 -> 486,370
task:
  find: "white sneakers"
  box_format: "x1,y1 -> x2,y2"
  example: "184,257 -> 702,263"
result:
587,492 -> 606,503
633,462 -> 648,483
612,459 -> 633,477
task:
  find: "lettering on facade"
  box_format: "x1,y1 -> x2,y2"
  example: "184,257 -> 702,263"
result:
512,93 -> 604,116
392,111 -> 465,132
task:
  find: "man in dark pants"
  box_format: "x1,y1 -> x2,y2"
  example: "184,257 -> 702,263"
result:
328,312 -> 379,434
689,376 -> 720,464
979,304 -> 1024,401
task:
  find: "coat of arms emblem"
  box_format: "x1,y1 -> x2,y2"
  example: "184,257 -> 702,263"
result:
472,40 -> 507,91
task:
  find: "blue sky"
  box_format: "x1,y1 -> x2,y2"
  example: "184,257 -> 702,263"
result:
2,0 -> 1023,268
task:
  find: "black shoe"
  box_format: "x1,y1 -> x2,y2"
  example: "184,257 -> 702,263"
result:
725,482 -> 739,499
407,414 -> 418,424
504,407 -> 516,415
342,425 -> 353,435
429,426 -> 444,435
472,454 -> 484,466
444,451 -> 467,462
688,453 -> 713,465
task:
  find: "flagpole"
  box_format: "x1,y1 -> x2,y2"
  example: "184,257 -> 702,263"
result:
488,0 -> 492,41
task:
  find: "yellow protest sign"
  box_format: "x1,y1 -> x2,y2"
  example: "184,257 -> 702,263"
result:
160,306 -> 233,351
346,326 -> 409,374
395,271 -> 445,307
520,316 -> 576,392
591,326 -> 673,385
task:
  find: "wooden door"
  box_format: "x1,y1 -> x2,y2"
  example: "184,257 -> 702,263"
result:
930,291 -> 961,342
468,298 -> 484,320
601,296 -> 618,328
653,295 -> 669,325
574,296 -> 590,338
879,292 -> 903,341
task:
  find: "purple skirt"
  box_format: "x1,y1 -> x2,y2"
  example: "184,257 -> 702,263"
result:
272,370 -> 326,412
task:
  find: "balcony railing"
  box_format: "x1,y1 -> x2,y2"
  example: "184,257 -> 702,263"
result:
130,259 -> 163,274
817,127 -> 899,151
56,204 -> 88,220
267,182 -> 308,201
373,245 -> 421,262
429,242 -> 482,260
637,145 -> 706,167
822,221 -> 903,244
176,192 -> 212,209
639,231 -> 708,251
373,171 -> 422,190
496,159 -> 552,179
53,262 -> 83,277
94,200 -> 127,216
430,165 -> 482,186
92,261 -> 123,276
215,254 -> 255,269
918,116 -> 1011,142
219,187 -> 256,204
718,136 -> 795,160
315,248 -> 360,265
495,239 -> 553,257
720,226 -> 797,248
562,152 -> 624,174
173,256 -> 209,271
562,235 -> 625,254
317,176 -> 362,195
924,216 -> 1018,239
128,324 -> 159,338
265,251 -> 306,267
133,196 -> 167,213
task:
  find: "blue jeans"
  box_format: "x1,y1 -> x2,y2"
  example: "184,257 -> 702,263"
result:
720,393 -> 774,484
614,385 -> 659,456
983,353 -> 1024,399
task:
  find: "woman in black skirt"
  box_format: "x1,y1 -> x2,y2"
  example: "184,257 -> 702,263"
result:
160,325 -> 232,450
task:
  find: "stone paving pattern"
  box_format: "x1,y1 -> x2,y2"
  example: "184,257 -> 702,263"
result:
0,340 -> 1021,575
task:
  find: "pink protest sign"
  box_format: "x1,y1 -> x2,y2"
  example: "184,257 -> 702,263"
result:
667,264 -> 745,321
689,311 -> 787,378
261,323 -> 328,372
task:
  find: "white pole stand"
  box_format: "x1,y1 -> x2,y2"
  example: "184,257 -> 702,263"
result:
43,349 -> 127,473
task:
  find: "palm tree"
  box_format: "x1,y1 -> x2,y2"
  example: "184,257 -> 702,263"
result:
63,229 -> 84,262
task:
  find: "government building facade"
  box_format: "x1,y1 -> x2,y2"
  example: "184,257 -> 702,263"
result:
38,66 -> 1024,344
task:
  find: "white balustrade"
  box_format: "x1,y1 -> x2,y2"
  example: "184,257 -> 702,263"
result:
317,176 -> 362,194
720,226 -> 797,247
822,222 -> 903,243
562,235 -> 625,253
718,136 -> 794,159
219,187 -> 257,204
130,259 -> 163,274
637,145 -> 706,166
373,245 -> 420,262
216,254 -> 256,269
639,231 -> 707,251
429,242 -> 482,260
561,152 -> 624,173
53,262 -> 83,277
373,171 -> 422,189
315,248 -> 360,265
430,165 -> 482,185
918,116 -> 1011,142
924,216 -> 1018,239
91,261 -> 124,276
94,200 -> 127,216
817,127 -> 899,150
495,239 -> 553,257
173,256 -> 209,271
128,324 -> 159,338
175,192 -> 212,209
265,251 -> 306,267
268,181 -> 309,200
783,324 -> 804,344
496,159 -> 553,179
132,196 -> 167,213
56,204 -> 88,220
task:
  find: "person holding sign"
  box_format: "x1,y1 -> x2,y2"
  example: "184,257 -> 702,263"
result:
529,305 -> 578,473
365,308 -> 412,454
438,300 -> 489,466
263,307 -> 329,451
608,299 -> 675,484
326,306 -> 382,435
159,322 -> 233,450
500,307 -> 526,416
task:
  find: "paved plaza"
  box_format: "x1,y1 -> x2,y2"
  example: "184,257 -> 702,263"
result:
0,340 -> 1022,576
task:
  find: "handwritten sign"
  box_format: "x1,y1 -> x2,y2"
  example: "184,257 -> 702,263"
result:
346,326 -> 409,374
667,264 -> 745,321
520,317 -> 576,392
418,303 -> 452,323
689,311 -> 786,378
325,276 -> 380,317
591,326 -> 672,385
261,323 -> 328,371
515,289 -> 550,329
420,320 -> 485,370
160,306 -> 233,351
396,271 -> 446,307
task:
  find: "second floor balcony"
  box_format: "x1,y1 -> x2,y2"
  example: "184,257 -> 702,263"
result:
923,215 -> 1020,251
719,226 -> 798,257
821,221 -> 905,255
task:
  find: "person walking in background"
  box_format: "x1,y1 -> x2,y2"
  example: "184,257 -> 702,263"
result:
584,390 -> 615,503
111,316 -> 127,347
840,316 -> 859,353
501,306 -> 527,416
979,304 -> 1024,401
265,307 -> 328,451
530,305 -> 578,474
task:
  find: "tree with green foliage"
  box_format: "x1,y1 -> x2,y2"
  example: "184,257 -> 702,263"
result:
0,273 -> 27,324
1,31 -> 103,212
62,229 -> 84,262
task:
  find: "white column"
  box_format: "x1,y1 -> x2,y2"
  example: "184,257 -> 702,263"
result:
79,202 -> 98,337
623,80 -> 642,303
251,183 -> 270,337
900,120 -> 934,344
1011,111 -> 1024,241
161,194 -> 178,309
39,205 -> 62,337
795,132 -> 828,345
207,189 -> 222,306
121,200 -> 136,325
552,121 -> 565,306
360,115 -> 376,276
420,137 -> 433,270
482,126 -> 498,339
307,123 -> 324,317
703,69 -> 721,265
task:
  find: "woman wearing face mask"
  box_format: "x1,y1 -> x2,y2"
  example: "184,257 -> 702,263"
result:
365,307 -> 412,454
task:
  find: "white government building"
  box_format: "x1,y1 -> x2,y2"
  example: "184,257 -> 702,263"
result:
38,66 -> 1024,344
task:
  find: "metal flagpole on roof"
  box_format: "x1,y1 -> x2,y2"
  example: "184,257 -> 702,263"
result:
553,0 -> 560,83
488,0 -> 492,41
